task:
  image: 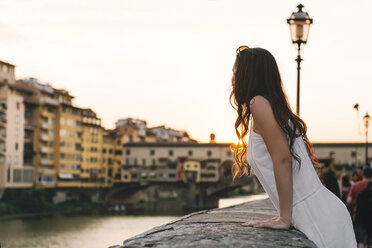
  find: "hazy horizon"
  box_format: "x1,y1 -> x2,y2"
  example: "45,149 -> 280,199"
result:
1,0 -> 371,143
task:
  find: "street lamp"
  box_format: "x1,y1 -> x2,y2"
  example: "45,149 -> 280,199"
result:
287,4 -> 313,116
363,112 -> 370,165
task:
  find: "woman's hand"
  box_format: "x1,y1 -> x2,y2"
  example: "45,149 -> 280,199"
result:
241,216 -> 291,230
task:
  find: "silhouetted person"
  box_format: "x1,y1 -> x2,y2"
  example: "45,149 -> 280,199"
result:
341,174 -> 352,204
348,167 -> 372,247
319,161 -> 341,199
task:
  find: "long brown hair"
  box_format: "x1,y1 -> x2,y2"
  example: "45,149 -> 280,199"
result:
229,47 -> 319,180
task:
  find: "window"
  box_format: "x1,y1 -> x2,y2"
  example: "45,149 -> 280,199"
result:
60,164 -> 65,169
49,154 -> 54,160
7,167 -> 10,182
115,150 -> 122,155
134,158 -> 137,165
15,129 -> 19,137
16,116 -> 20,123
13,169 -> 21,182
15,142 -> 18,151
2,64 -> 8,73
169,150 -> 174,156
60,129 -> 66,137
60,153 -> 65,159
227,151 -> 232,157
14,155 -> 19,165
49,130 -> 54,137
142,158 -> 146,166
50,118 -> 55,125
16,102 -> 20,110
109,149 -> 113,154
126,149 -> 130,155
103,148 -> 106,154
188,150 -> 193,156
207,150 -> 212,157
150,149 -> 155,155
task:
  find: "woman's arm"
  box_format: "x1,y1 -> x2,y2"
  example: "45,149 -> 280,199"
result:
242,96 -> 293,229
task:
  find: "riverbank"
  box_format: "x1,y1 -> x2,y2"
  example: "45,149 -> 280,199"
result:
121,198 -> 316,248
0,188 -> 105,221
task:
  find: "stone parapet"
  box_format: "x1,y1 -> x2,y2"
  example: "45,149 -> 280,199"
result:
119,198 -> 316,248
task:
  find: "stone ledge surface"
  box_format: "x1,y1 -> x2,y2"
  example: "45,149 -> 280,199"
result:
121,198 -> 317,248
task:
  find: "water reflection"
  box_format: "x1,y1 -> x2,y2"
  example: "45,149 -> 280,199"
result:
0,194 -> 268,248
0,215 -> 177,248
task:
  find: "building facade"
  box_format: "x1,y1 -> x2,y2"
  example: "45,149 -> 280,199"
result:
0,61 -> 34,193
121,142 -> 234,183
313,142 -> 372,168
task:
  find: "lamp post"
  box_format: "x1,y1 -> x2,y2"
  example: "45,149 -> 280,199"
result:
363,112 -> 370,165
287,4 -> 313,116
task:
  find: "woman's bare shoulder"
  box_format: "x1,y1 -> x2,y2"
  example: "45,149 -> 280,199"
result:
249,95 -> 271,114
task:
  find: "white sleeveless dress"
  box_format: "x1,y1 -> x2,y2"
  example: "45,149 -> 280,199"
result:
247,119 -> 357,248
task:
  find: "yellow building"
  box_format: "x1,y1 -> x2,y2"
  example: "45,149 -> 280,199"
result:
102,130 -> 116,185
57,102 -> 83,187
81,108 -> 107,187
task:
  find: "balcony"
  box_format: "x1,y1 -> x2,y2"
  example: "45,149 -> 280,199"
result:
0,115 -> 6,124
41,133 -> 49,141
24,95 -> 40,105
41,97 -> 59,106
41,122 -> 48,129
0,143 -> 5,154
38,168 -> 56,175
41,146 -> 48,153
0,101 -> 6,113
40,158 -> 49,165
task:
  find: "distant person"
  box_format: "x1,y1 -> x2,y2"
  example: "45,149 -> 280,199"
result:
357,166 -> 364,182
348,167 -> 372,247
352,170 -> 361,184
229,46 -> 356,247
319,160 -> 341,199
340,174 -> 352,204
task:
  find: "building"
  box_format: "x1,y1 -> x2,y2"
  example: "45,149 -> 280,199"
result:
147,125 -> 194,143
0,61 -> 34,195
121,142 -> 234,183
81,108 -> 107,187
57,103 -> 83,187
313,142 -> 372,168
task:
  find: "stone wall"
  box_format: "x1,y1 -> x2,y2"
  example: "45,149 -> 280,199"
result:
114,198 -> 316,248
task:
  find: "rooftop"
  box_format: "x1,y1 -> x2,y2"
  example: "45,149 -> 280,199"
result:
123,142 -> 231,147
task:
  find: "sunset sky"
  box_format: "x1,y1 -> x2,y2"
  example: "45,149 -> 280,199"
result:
0,0 -> 371,143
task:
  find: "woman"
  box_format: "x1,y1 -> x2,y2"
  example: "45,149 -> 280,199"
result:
229,46 -> 356,248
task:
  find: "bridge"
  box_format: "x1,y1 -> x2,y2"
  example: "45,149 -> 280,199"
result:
102,175 -> 254,211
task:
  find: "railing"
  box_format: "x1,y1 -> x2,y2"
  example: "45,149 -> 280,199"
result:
0,115 -> 6,123
41,158 -> 49,165
41,146 -> 48,153
40,97 -> 59,105
41,122 -> 48,129
41,133 -> 49,141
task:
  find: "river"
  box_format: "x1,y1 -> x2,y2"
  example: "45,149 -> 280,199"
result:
0,194 -> 268,248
